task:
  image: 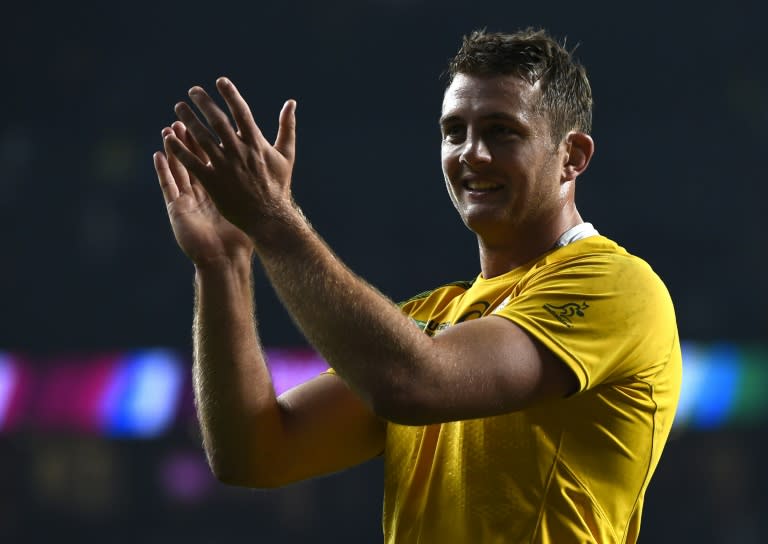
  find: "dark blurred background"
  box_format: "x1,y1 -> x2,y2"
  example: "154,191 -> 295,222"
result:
1,0 -> 766,542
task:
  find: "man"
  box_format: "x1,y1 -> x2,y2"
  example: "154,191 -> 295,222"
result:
153,28 -> 681,543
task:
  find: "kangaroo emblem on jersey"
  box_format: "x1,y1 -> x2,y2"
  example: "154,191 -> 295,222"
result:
543,302 -> 589,327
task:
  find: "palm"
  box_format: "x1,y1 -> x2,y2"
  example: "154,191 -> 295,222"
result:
167,183 -> 253,263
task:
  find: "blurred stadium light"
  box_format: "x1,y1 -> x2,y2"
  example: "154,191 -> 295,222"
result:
0,342 -> 765,436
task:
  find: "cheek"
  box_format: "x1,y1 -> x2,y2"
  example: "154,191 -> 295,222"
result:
444,175 -> 459,207
441,150 -> 461,207
440,149 -> 452,176
441,155 -> 463,191
529,158 -> 564,204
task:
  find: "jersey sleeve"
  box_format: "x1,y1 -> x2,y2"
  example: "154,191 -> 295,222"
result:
493,252 -> 678,392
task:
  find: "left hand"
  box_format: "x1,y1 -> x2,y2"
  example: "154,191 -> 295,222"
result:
164,77 -> 299,244
154,122 -> 254,267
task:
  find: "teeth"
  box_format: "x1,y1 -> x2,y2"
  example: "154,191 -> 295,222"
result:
466,181 -> 500,190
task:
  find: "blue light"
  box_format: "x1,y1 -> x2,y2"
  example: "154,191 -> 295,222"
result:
104,350 -> 184,438
676,341 -> 707,427
690,343 -> 739,429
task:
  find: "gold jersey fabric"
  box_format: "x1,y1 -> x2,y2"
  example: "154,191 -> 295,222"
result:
383,235 -> 681,544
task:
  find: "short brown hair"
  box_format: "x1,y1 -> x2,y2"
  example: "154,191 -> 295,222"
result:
447,28 -> 593,144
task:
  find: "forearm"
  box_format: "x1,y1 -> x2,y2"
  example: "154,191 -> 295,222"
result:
193,255 -> 283,484
253,217 -> 436,419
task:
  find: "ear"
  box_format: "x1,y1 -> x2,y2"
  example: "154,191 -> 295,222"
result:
561,131 -> 594,183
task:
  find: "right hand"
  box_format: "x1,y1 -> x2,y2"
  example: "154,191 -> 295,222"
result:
153,122 -> 254,266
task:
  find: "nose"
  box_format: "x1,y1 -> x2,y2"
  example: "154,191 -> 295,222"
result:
459,133 -> 491,168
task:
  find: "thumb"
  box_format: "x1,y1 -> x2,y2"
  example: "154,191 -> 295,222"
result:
274,99 -> 297,160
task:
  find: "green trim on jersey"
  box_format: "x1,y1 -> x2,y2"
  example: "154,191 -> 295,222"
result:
397,279 -> 475,308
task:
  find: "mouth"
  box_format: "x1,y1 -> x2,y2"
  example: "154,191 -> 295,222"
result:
462,179 -> 504,193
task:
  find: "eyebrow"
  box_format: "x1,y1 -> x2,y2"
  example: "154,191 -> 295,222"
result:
438,112 -> 528,128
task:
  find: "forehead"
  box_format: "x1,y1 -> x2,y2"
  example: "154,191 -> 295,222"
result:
441,73 -> 541,121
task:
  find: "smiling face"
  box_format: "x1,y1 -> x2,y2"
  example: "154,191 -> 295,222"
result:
440,73 -> 570,245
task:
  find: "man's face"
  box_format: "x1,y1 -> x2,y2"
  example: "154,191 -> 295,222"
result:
440,73 -> 567,241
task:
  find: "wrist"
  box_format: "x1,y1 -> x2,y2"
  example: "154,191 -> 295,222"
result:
247,204 -> 313,255
194,252 -> 254,277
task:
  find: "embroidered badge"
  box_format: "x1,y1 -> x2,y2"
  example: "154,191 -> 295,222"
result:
543,302 -> 589,328
410,318 -> 451,337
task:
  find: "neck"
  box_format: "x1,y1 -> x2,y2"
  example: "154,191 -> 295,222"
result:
477,208 -> 583,279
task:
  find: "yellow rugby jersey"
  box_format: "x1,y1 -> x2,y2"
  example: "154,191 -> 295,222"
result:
383,235 -> 681,544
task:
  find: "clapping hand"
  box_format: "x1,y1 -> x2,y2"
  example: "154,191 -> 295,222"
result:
161,78 -> 298,248
154,118 -> 254,266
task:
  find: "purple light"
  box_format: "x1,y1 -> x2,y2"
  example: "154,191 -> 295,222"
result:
160,450 -> 215,503
265,348 -> 329,395
0,353 -> 18,430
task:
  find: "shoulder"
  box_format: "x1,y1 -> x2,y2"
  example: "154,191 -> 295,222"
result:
496,236 -> 678,388
516,235 -> 676,329
524,235 -> 670,296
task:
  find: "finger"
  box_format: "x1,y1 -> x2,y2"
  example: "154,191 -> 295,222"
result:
187,86 -> 241,150
153,151 -> 180,205
174,101 -> 223,159
215,77 -> 266,147
163,131 -> 213,185
163,127 -> 192,194
274,99 -> 297,161
172,121 -> 210,166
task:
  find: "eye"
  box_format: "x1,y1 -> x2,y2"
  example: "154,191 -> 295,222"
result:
489,124 -> 519,139
441,124 -> 465,142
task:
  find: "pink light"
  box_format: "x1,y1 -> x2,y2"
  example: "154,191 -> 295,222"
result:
265,348 -> 329,396
34,354 -> 121,433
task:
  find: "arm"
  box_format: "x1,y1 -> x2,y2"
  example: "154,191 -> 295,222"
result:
257,236 -> 577,425
154,124 -> 384,487
166,79 -> 578,426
